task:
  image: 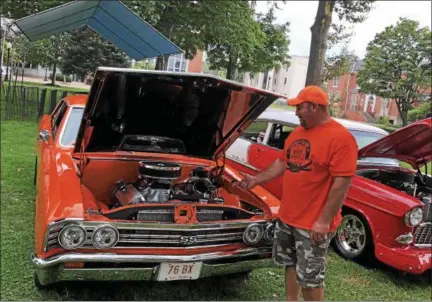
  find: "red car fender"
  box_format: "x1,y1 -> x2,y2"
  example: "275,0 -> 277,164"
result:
342,198 -> 377,245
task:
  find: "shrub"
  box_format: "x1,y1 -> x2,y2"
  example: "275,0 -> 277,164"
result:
49,73 -> 72,82
377,116 -> 391,126
373,123 -> 400,133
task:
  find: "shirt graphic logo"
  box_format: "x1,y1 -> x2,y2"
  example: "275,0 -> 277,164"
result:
286,139 -> 312,172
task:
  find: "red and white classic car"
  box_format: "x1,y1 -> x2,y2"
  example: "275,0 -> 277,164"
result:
32,68 -> 286,288
225,109 -> 432,275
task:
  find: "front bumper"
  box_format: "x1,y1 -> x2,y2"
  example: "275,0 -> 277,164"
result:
32,247 -> 274,286
375,243 -> 432,274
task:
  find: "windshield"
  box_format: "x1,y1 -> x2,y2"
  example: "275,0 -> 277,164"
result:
350,130 -> 400,166
60,107 -> 84,146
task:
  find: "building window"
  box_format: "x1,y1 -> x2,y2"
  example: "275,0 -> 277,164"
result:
167,53 -> 187,72
351,94 -> 358,111
332,77 -> 339,87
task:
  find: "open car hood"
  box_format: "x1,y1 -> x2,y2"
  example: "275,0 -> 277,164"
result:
358,118 -> 432,169
73,67 -> 284,159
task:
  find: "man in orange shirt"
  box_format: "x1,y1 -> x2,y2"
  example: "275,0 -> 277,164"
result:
235,86 -> 358,301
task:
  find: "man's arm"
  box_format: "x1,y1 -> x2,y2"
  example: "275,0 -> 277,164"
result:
235,158 -> 285,189
316,176 -> 352,225
310,176 -> 352,242
254,158 -> 286,185
311,132 -> 358,243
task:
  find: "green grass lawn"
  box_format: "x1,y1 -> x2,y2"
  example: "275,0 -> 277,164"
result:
1,119 -> 431,301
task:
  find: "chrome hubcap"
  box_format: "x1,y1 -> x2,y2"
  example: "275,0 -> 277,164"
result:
337,214 -> 366,255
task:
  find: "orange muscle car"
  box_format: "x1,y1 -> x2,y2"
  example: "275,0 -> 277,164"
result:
32,67 -> 285,288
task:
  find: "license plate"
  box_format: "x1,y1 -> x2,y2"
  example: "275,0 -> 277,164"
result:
157,262 -> 203,281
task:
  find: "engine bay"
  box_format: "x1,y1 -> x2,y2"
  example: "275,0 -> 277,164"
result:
109,161 -> 225,208
357,168 -> 432,205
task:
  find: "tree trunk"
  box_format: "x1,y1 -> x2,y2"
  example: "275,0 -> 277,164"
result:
395,98 -> 408,126
155,55 -> 169,71
305,1 -> 335,86
226,46 -> 237,80
51,63 -> 57,86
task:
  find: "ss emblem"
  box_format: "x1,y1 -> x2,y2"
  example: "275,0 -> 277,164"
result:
180,236 -> 198,244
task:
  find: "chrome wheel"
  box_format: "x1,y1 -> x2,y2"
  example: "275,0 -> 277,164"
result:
336,214 -> 367,257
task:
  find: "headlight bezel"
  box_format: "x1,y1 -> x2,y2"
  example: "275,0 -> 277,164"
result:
91,224 -> 120,249
242,223 -> 264,245
58,224 -> 87,250
264,221 -> 276,242
404,207 -> 423,227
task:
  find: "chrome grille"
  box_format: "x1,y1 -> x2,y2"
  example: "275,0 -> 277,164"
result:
196,209 -> 224,222
423,203 -> 432,222
137,209 -> 175,223
44,220 -> 269,251
414,223 -> 432,247
135,208 -> 225,223
116,228 -> 244,248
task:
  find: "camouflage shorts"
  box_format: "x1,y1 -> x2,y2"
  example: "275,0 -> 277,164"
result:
272,219 -> 335,288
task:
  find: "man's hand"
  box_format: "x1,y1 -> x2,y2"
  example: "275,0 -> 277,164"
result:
233,172 -> 257,190
311,221 -> 330,244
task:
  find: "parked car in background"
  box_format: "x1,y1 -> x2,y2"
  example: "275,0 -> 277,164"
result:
226,109 -> 432,275
32,68 -> 285,288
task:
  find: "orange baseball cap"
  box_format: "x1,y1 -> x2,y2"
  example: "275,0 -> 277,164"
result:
286,85 -> 329,106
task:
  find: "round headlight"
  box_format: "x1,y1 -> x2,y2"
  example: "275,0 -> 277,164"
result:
91,225 -> 119,249
58,225 -> 86,250
264,222 -> 275,242
243,223 -> 264,245
405,207 -> 423,227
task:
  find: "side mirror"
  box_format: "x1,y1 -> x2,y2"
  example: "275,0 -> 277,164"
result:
38,130 -> 50,142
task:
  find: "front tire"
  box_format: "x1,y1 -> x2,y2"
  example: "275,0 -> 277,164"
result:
333,212 -> 373,260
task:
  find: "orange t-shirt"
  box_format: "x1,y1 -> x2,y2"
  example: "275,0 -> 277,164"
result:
278,119 -> 358,232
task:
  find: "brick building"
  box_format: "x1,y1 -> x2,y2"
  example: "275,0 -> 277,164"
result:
326,60 -> 431,126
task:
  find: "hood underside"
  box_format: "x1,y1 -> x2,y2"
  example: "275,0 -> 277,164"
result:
358,118 -> 432,169
73,67 -> 283,158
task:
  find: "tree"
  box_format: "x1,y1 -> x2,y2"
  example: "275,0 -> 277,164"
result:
10,33 -> 69,85
322,24 -> 358,84
357,18 -> 432,126
322,45 -> 357,84
206,2 -> 290,80
305,0 -> 375,86
408,100 -> 432,122
37,35 -> 70,86
0,0 -> 69,19
61,27 -> 131,81
130,0 -> 211,71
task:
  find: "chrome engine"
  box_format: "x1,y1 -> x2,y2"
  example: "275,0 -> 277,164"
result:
110,161 -> 223,208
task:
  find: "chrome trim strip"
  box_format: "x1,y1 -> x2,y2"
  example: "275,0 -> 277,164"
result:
117,236 -> 242,245
140,163 -> 181,171
47,243 -> 245,251
99,243 -> 242,250
32,247 -> 271,269
414,244 -> 432,248
118,231 -> 243,240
